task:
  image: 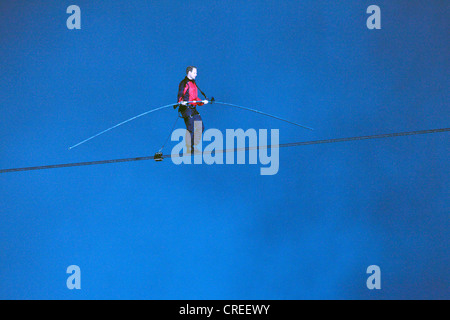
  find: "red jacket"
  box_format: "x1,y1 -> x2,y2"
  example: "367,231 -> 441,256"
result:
177,77 -> 204,106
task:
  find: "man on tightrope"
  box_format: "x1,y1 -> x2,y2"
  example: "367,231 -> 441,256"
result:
177,66 -> 209,154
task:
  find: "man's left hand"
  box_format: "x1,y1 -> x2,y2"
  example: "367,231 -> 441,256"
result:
202,100 -> 209,105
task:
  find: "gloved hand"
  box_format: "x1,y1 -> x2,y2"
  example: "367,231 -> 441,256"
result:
202,100 -> 209,105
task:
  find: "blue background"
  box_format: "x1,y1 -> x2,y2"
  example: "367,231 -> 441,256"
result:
0,0 -> 448,299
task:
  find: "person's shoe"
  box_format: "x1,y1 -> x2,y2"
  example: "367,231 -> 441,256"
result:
184,146 -> 193,155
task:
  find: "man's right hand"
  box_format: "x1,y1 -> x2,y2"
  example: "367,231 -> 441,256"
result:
180,101 -> 188,106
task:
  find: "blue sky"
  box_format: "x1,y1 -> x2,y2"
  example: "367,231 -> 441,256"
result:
0,0 -> 448,299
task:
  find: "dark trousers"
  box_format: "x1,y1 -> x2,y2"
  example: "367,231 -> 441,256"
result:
181,108 -> 205,148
